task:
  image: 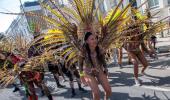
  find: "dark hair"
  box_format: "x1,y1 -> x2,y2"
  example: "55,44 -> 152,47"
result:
84,32 -> 106,68
84,32 -> 93,41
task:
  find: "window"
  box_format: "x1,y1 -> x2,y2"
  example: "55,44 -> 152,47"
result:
100,3 -> 105,13
129,0 -> 137,8
148,0 -> 159,8
168,0 -> 170,5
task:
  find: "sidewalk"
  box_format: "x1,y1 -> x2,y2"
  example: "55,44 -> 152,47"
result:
156,35 -> 170,53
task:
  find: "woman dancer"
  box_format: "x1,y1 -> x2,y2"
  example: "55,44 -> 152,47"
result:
123,20 -> 148,86
79,32 -> 111,100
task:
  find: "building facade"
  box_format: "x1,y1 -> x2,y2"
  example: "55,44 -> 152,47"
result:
22,1 -> 47,35
104,0 -> 170,37
5,15 -> 31,41
6,1 -> 48,42
140,0 -> 170,37
101,0 -> 144,17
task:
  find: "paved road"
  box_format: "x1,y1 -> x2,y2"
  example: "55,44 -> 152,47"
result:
0,51 -> 170,100
156,36 -> 170,53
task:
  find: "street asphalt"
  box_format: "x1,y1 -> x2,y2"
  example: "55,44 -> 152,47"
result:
1,37 -> 170,100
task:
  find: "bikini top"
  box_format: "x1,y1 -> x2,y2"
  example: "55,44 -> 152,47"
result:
79,46 -> 106,69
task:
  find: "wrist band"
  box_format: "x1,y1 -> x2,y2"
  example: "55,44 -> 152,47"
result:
79,71 -> 85,77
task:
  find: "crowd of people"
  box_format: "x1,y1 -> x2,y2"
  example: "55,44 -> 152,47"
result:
0,0 -> 165,100
0,31 -> 159,100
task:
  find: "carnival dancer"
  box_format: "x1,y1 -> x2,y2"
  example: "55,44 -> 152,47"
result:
20,69 -> 38,100
79,32 -> 111,100
0,51 -> 24,92
61,62 -> 87,97
48,60 -> 66,88
123,18 -> 148,86
28,33 -> 53,100
117,47 -> 123,68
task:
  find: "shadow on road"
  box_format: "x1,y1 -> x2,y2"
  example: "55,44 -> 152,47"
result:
141,73 -> 170,87
108,71 -> 134,86
52,88 -> 91,99
110,91 -> 164,100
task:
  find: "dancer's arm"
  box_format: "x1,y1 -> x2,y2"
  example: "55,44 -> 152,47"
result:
78,53 -> 84,74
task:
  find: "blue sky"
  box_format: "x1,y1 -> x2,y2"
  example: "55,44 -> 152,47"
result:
0,0 -> 35,33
